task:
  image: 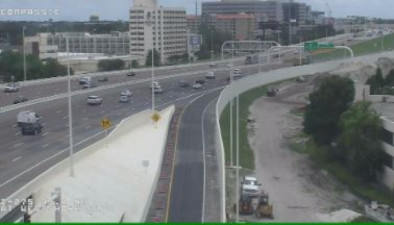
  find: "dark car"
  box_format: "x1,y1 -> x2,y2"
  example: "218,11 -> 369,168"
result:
196,79 -> 206,85
13,96 -> 28,104
21,123 -> 43,135
82,82 -> 96,89
127,72 -> 136,77
266,87 -> 277,97
178,80 -> 190,88
98,77 -> 108,82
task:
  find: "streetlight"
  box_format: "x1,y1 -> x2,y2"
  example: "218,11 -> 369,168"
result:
22,26 -> 27,82
210,29 -> 214,61
145,11 -> 156,112
66,36 -> 75,177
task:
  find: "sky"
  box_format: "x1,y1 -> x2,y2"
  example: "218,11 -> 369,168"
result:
0,0 -> 393,21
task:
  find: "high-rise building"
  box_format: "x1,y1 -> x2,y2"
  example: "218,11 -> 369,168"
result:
202,13 -> 256,40
129,0 -> 187,64
202,0 -> 283,23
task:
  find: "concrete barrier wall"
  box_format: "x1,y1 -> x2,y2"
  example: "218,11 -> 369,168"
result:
215,50 -> 394,222
0,106 -> 175,222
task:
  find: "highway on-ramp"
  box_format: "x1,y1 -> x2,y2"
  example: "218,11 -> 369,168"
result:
167,90 -> 221,222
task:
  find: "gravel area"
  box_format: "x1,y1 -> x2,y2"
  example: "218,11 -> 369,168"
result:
245,79 -> 362,222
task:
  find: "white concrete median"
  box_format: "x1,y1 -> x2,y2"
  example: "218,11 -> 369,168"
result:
1,106 -> 175,222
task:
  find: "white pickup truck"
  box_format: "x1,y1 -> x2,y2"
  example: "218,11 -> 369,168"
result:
240,176 -> 261,198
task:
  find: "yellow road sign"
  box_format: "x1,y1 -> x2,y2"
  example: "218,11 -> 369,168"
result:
101,117 -> 112,130
151,112 -> 161,123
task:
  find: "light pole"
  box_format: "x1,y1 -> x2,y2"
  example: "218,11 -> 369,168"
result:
210,30 -> 214,61
145,11 -> 156,112
22,26 -> 27,82
66,36 -> 75,177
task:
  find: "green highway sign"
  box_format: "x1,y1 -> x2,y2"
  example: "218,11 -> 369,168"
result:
318,43 -> 335,48
304,42 -> 335,51
304,41 -> 318,51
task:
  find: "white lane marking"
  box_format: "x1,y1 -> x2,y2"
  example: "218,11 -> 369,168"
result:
42,144 -> 49,148
83,117 -> 89,121
12,124 -> 17,128
100,110 -> 105,114
41,132 -> 49,137
201,97 -> 218,223
12,157 -> 21,162
85,126 -> 92,129
13,143 -> 24,148
64,116 -> 69,119
0,129 -> 108,189
14,132 -> 21,136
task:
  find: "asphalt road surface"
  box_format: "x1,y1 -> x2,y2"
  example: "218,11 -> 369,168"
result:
0,62 -> 288,200
167,90 -> 221,222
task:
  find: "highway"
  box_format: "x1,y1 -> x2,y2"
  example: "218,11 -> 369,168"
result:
167,90 -> 221,222
0,61 -> 287,200
0,61 -> 241,108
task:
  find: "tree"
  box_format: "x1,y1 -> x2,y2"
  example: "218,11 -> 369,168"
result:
197,24 -> 231,60
0,50 -> 70,82
131,60 -> 139,69
303,75 -> 355,145
338,101 -> 385,181
145,49 -> 160,67
98,59 -> 125,71
366,68 -> 385,94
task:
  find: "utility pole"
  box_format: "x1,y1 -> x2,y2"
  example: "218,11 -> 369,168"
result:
23,26 -> 27,82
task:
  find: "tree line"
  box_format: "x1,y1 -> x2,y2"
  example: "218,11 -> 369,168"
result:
303,75 -> 385,182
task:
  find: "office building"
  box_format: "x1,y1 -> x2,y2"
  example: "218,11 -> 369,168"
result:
129,0 -> 187,64
202,13 -> 256,40
25,32 -> 130,59
202,0 -> 283,23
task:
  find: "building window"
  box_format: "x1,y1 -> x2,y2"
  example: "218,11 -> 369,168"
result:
383,151 -> 394,169
382,128 -> 394,146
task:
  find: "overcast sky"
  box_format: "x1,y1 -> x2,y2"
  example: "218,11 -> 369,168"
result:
0,0 -> 393,21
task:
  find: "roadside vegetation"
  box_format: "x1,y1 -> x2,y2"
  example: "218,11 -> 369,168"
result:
98,59 -> 125,71
312,33 -> 394,61
0,50 -> 72,82
366,68 -> 394,95
219,86 -> 268,170
291,75 -> 394,207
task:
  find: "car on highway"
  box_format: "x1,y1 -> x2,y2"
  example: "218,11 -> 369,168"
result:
21,122 -> 43,136
192,82 -> 203,89
240,176 -> 261,198
87,96 -> 103,105
98,77 -> 108,82
79,76 -> 92,85
127,72 -> 136,77
4,84 -> 19,92
119,95 -> 131,103
13,96 -> 28,104
205,71 -> 216,79
153,86 -> 164,94
296,76 -> 306,83
234,68 -> 242,78
196,79 -> 206,85
209,62 -> 216,68
120,90 -> 133,97
226,63 -> 233,68
82,82 -> 96,89
178,80 -> 190,88
150,81 -> 161,89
